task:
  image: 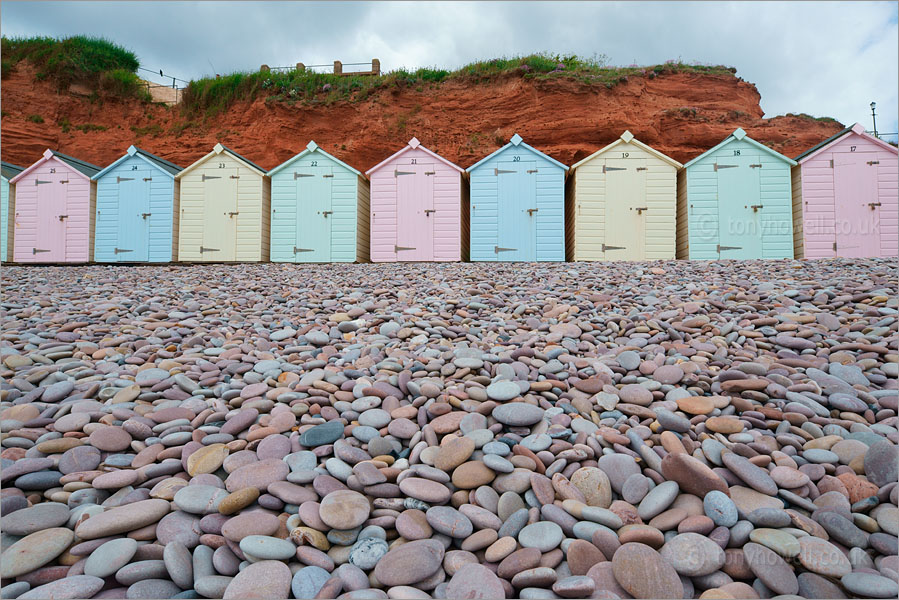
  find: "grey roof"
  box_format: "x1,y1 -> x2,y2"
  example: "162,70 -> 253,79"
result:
1,161 -> 25,180
793,126 -> 852,161
52,151 -> 101,177
134,147 -> 182,175
220,144 -> 266,174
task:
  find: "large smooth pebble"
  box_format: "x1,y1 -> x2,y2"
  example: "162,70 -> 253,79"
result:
0,527 -> 74,578
17,575 -> 104,600
611,542 -> 684,599
74,499 -> 171,539
84,538 -> 139,578
223,560 -> 292,599
0,502 -> 69,535
373,539 -> 445,587
446,563 -> 506,599
518,521 -> 563,552
319,490 -> 371,530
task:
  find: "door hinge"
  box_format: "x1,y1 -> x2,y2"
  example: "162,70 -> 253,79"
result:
424,209 -> 436,216
199,246 -> 220,253
294,172 -> 314,178
603,166 -> 626,173
717,245 -> 742,252
322,174 -> 334,178
602,244 -> 626,252
749,164 -> 762,168
35,179 -> 52,185
714,164 -> 738,171
867,161 -> 880,166
495,246 -> 516,253
526,169 -> 538,174
424,171 -> 436,175
636,167 -> 648,171
141,212 -> 152,219
202,175 -> 221,181
114,248 -> 133,254
394,170 -> 415,177
829,160 -> 834,168
32,248 -> 50,254
494,168 -> 515,175
294,247 -> 314,253
117,176 -> 134,183
395,245 -> 415,252
527,208 -> 539,216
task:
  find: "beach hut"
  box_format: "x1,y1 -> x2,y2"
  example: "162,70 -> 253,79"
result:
92,146 -> 182,263
792,123 -> 898,258
676,128 -> 796,260
268,141 -> 370,263
365,137 -> 464,262
467,134 -> 568,262
175,143 -> 270,262
1,161 -> 24,262
567,131 -> 681,261
9,149 -> 100,263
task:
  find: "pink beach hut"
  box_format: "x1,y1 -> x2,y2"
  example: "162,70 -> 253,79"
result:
9,149 -> 100,263
792,123 -> 898,258
365,137 -> 465,262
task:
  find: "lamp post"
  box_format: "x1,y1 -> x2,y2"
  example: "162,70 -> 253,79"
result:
870,102 -> 878,138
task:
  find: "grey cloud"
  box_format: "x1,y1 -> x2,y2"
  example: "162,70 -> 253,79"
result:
1,1 -> 896,136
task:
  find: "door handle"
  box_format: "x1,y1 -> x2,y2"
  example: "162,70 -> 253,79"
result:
141,213 -> 151,219
527,208 -> 538,216
227,212 -> 239,217
868,202 -> 882,210
750,204 -> 763,212
58,215 -> 69,221
321,211 -> 333,217
424,209 -> 436,216
634,207 -> 648,214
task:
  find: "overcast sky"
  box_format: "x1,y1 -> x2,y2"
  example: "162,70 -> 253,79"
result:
2,1 -> 897,136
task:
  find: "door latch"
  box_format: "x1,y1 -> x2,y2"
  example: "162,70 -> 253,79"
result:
321,211 -> 333,217
322,174 -> 334,178
424,171 -> 436,176
634,207 -> 648,214
227,212 -> 239,217
526,169 -> 538,174
750,204 -> 763,212
424,209 -> 436,216
527,208 -> 539,216
868,202 -> 882,210
749,164 -> 762,168
141,213 -> 151,219
58,214 -> 69,221
867,161 -> 880,166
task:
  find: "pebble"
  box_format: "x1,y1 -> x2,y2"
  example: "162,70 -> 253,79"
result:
0,261 -> 896,599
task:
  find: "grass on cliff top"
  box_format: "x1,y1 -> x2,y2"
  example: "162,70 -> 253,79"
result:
1,35 -> 149,100
180,53 -> 739,116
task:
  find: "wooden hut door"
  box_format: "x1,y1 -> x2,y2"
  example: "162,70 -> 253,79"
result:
202,168 -> 238,261
715,155 -> 762,259
295,166 -> 333,262
603,158 -> 646,260
116,168 -> 152,262
34,170 -> 68,261
833,153 -> 880,257
497,161 -> 537,261
395,163 -> 434,261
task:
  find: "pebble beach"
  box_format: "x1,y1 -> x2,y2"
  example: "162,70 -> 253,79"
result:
1,259 -> 897,600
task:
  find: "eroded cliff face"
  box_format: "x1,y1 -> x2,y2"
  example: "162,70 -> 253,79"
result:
1,63 -> 843,171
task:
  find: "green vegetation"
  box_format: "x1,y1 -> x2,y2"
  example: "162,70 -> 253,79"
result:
1,35 -> 147,100
181,52 -> 738,116
26,114 -> 44,123
58,117 -> 71,133
75,123 -> 107,133
131,124 -> 164,137
785,112 -> 839,124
